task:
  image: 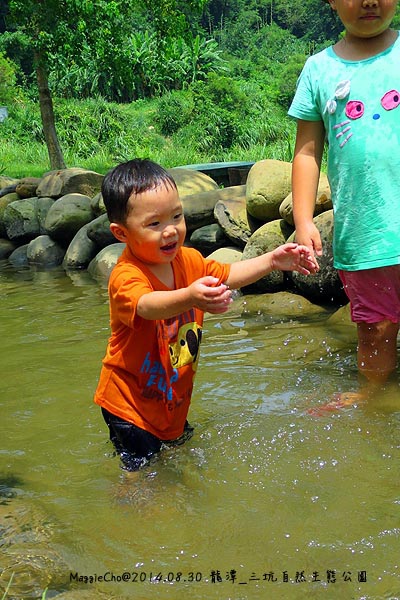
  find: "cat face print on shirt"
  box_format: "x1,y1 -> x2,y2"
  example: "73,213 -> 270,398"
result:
325,80 -> 400,148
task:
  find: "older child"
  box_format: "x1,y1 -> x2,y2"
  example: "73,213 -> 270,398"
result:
94,158 -> 317,470
289,0 -> 400,408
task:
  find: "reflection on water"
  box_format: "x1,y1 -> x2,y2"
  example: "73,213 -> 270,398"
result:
0,263 -> 399,600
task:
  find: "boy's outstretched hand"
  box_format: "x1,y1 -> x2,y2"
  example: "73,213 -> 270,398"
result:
270,243 -> 319,275
189,276 -> 233,314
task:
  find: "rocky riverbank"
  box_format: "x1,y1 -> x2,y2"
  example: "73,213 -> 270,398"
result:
0,159 -> 347,307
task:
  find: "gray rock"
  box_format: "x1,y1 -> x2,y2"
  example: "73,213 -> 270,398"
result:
88,243 -> 125,284
289,210 -> 347,304
241,219 -> 294,293
246,159 -> 292,221
37,168 -> 103,199
0,176 -> 19,191
36,197 -> 54,236
189,223 -> 230,255
3,198 -> 42,241
0,238 -> 17,259
168,167 -> 219,197
63,223 -> 99,269
8,243 -> 29,267
90,191 -> 105,216
15,177 -> 41,199
181,187 -> 226,232
86,213 -> 116,248
279,173 -> 332,226
213,184 -> 263,248
327,302 -> 353,325
0,192 -> 20,236
234,291 -> 329,321
27,235 -> 65,267
44,193 -> 94,244
207,246 -> 243,264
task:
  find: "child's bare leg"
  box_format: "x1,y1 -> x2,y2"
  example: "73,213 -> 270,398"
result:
337,320 -> 399,405
308,320 -> 399,414
357,320 -> 399,384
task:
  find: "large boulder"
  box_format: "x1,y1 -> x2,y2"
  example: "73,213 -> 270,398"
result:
3,197 -> 53,242
168,167 -> 219,197
0,177 -> 19,197
63,223 -> 99,270
207,246 -> 243,264
189,223 -> 230,255
88,243 -> 125,284
44,193 -> 94,245
241,219 -> 294,293
213,184 -> 263,248
37,168 -> 103,199
0,192 -> 20,237
289,210 -> 347,304
234,291 -> 329,321
8,243 -> 30,267
246,159 -> 292,222
90,191 -> 105,216
279,172 -> 332,226
181,186 -> 239,233
86,213 -> 115,248
15,177 -> 42,199
26,235 -> 65,267
0,176 -> 19,190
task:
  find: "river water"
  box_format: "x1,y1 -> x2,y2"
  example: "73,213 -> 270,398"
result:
1,263 -> 399,600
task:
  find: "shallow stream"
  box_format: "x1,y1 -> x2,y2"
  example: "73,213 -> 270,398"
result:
1,263 -> 399,600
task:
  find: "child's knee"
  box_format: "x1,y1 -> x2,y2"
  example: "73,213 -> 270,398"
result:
358,320 -> 399,346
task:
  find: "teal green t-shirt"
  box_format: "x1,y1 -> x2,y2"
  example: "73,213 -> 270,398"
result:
288,34 -> 400,271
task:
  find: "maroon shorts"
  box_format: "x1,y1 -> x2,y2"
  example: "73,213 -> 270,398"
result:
338,265 -> 400,324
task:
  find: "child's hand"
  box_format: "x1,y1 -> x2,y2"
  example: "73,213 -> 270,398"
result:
271,243 -> 319,275
295,223 -> 323,259
189,276 -> 232,314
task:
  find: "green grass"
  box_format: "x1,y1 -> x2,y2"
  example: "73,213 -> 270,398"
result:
0,93 -> 298,179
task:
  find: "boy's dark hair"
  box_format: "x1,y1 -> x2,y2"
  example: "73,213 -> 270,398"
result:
101,158 -> 177,224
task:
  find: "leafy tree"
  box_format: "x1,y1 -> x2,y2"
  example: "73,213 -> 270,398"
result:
6,0 -> 71,169
2,1 -> 190,167
0,51 -> 20,106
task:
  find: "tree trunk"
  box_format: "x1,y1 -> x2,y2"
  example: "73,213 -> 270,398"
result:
34,49 -> 66,170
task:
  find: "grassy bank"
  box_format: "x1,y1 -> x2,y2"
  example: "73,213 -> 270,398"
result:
1,86 -> 296,179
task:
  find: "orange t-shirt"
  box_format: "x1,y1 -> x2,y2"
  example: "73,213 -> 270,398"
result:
94,245 -> 230,440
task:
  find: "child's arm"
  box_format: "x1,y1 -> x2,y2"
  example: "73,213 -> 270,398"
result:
137,243 -> 317,320
225,242 -> 318,290
292,119 -> 326,258
137,276 -> 232,320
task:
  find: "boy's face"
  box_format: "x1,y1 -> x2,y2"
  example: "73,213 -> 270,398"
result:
110,184 -> 186,267
328,0 -> 398,39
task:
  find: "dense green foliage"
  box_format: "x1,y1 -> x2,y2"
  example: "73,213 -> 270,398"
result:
1,0 -> 400,176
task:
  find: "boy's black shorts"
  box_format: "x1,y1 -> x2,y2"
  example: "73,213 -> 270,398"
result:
101,408 -> 194,471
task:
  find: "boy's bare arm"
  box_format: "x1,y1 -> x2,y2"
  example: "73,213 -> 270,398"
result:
292,119 -> 326,257
225,243 -> 318,290
137,277 -> 232,320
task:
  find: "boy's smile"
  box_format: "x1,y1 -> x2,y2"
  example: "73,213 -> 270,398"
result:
110,184 -> 186,272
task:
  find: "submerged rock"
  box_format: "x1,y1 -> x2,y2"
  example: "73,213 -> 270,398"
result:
27,234 -> 65,267
88,242 -> 125,284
